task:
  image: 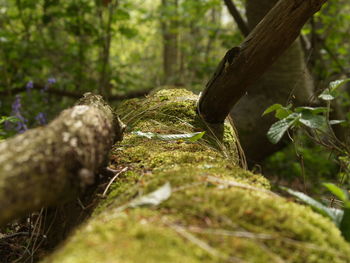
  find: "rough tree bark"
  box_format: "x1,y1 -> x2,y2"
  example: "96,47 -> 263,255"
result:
40,89 -> 350,263
0,93 -> 124,226
198,0 -> 327,124
230,0 -> 314,162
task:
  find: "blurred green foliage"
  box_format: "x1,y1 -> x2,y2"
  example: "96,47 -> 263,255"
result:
0,116 -> 19,140
305,1 -> 350,81
263,78 -> 350,192
0,0 -> 242,119
264,134 -> 338,184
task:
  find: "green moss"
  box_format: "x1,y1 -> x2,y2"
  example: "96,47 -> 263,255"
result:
42,89 -> 350,263
161,187 -> 349,262
44,210 -> 215,263
118,88 -> 239,162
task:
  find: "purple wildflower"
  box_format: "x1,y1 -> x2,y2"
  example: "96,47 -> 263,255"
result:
12,95 -> 22,113
43,77 -> 56,92
26,81 -> 34,93
47,78 -> 56,84
11,95 -> 28,133
15,116 -> 28,133
4,119 -> 11,130
35,112 -> 47,125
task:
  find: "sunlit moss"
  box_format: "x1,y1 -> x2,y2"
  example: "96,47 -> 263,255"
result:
42,89 -> 350,263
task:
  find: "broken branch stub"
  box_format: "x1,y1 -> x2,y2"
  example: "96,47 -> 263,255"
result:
0,93 -> 125,226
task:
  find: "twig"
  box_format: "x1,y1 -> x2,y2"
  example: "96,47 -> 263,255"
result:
0,232 -> 32,240
187,226 -> 273,240
206,176 -> 279,197
0,83 -> 152,101
169,224 -> 244,263
102,167 -> 128,196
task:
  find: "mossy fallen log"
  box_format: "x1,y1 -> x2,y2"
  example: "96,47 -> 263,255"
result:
42,89 -> 350,263
0,93 -> 124,226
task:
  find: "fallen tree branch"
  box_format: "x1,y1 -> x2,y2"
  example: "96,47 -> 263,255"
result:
0,84 -> 151,101
199,0 -> 328,123
40,89 -> 350,263
0,93 -> 125,226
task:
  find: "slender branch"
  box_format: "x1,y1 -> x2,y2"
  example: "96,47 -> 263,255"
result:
0,83 -> 152,101
223,0 -> 249,36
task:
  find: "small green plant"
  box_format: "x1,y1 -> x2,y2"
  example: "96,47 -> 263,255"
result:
263,79 -> 350,144
265,78 -> 350,241
263,78 -> 350,145
282,183 -> 350,241
264,136 -> 338,183
264,78 -> 350,185
0,116 -> 19,140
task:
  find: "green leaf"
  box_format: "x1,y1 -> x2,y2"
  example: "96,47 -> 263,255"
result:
340,207 -> 350,242
0,116 -> 19,125
0,117 -> 6,125
262,104 -> 292,119
186,131 -> 206,142
281,187 -> 342,225
330,207 -> 345,227
323,183 -> 348,202
267,113 -> 299,144
275,107 -> 293,120
318,90 -> 335,101
318,78 -> 350,101
329,120 -> 346,125
262,104 -> 284,116
299,112 -> 326,129
132,131 -> 205,142
295,106 -> 328,114
329,78 -> 350,91
129,182 -> 171,208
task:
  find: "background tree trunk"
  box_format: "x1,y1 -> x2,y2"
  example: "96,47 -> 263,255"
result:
223,0 -> 249,37
230,0 -> 315,163
97,1 -> 118,98
161,0 -> 179,85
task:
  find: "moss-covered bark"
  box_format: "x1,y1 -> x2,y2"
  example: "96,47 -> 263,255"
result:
0,93 -> 124,226
42,89 -> 350,263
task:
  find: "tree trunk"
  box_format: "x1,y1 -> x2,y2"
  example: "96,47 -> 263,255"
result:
40,89 -> 350,263
230,0 -> 315,162
0,93 -> 124,226
161,0 -> 179,85
97,2 -> 118,98
198,0 -> 326,124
